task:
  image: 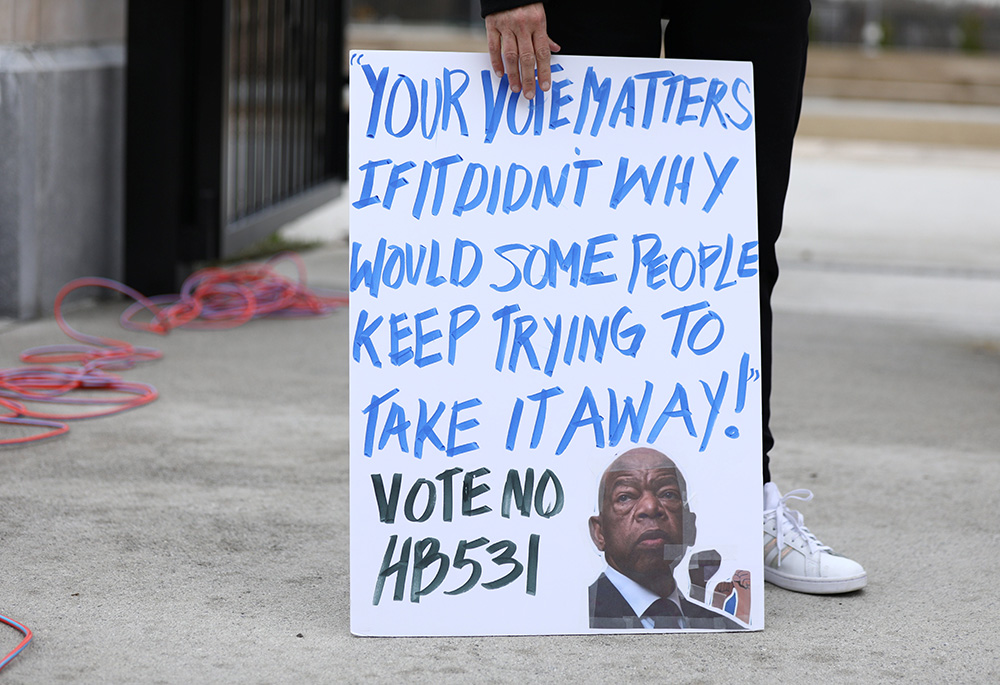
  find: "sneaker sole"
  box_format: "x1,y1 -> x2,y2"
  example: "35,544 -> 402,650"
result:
764,568 -> 868,595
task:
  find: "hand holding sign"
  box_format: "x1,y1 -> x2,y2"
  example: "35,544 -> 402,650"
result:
484,2 -> 560,99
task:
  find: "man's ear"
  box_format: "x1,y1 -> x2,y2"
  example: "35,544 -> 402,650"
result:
589,515 -> 605,551
684,509 -> 697,548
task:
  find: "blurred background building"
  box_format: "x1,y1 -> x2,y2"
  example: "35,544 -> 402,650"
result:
810,0 -> 1000,52
1,1 -> 126,320
1,0 -> 345,319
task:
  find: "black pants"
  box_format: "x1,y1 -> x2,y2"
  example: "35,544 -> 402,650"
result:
545,0 -> 812,482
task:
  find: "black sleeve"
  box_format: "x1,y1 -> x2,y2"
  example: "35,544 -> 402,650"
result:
480,0 -> 542,19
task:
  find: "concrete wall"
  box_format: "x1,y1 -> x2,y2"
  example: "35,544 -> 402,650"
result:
0,0 -> 125,319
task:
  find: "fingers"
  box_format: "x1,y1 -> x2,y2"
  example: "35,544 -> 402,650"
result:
517,27 -> 537,99
532,33 -> 556,94
711,582 -> 733,609
487,28 -> 504,80
493,20 -> 532,98
484,3 -> 558,100
507,24 -> 532,97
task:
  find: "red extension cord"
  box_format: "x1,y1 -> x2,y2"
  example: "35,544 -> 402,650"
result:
0,251 -> 346,671
0,614 -> 31,673
1,251 -> 346,448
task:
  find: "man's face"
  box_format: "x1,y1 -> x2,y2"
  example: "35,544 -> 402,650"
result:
590,449 -> 689,582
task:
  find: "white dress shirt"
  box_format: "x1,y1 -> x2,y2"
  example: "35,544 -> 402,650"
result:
604,566 -> 687,629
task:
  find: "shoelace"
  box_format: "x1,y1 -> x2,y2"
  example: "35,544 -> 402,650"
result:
766,489 -> 831,566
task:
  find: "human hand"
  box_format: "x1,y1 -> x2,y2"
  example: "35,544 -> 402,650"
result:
711,581 -> 734,610
688,549 -> 722,589
732,570 -> 751,623
484,2 -> 560,100
733,570 -> 751,590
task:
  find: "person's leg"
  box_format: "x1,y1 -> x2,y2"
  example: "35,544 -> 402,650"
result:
663,1 -> 866,594
541,0 -> 801,481
662,0 -> 811,484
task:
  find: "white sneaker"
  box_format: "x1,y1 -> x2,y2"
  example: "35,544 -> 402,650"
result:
763,483 -> 867,594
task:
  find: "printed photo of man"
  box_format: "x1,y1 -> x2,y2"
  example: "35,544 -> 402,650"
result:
588,448 -> 745,630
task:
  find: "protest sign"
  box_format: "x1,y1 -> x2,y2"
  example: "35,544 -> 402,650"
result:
349,50 -> 763,635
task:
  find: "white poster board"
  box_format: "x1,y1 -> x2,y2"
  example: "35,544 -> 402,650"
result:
349,50 -> 762,635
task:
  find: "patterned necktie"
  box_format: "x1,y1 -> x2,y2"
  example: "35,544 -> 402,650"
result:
643,598 -> 686,629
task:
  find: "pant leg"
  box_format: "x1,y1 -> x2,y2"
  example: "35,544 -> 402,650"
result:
542,0 -> 810,481
662,0 -> 812,483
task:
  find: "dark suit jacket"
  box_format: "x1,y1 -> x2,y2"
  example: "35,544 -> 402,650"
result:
588,572 -> 745,630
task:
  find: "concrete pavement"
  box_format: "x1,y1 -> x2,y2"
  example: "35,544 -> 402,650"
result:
2,132 -> 1000,682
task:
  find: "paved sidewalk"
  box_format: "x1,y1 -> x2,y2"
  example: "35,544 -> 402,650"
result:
2,136 -> 999,683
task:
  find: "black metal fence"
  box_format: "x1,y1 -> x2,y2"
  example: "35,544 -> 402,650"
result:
126,0 -> 347,295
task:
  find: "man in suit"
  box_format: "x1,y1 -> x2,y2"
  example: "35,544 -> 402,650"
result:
588,448 -> 744,630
